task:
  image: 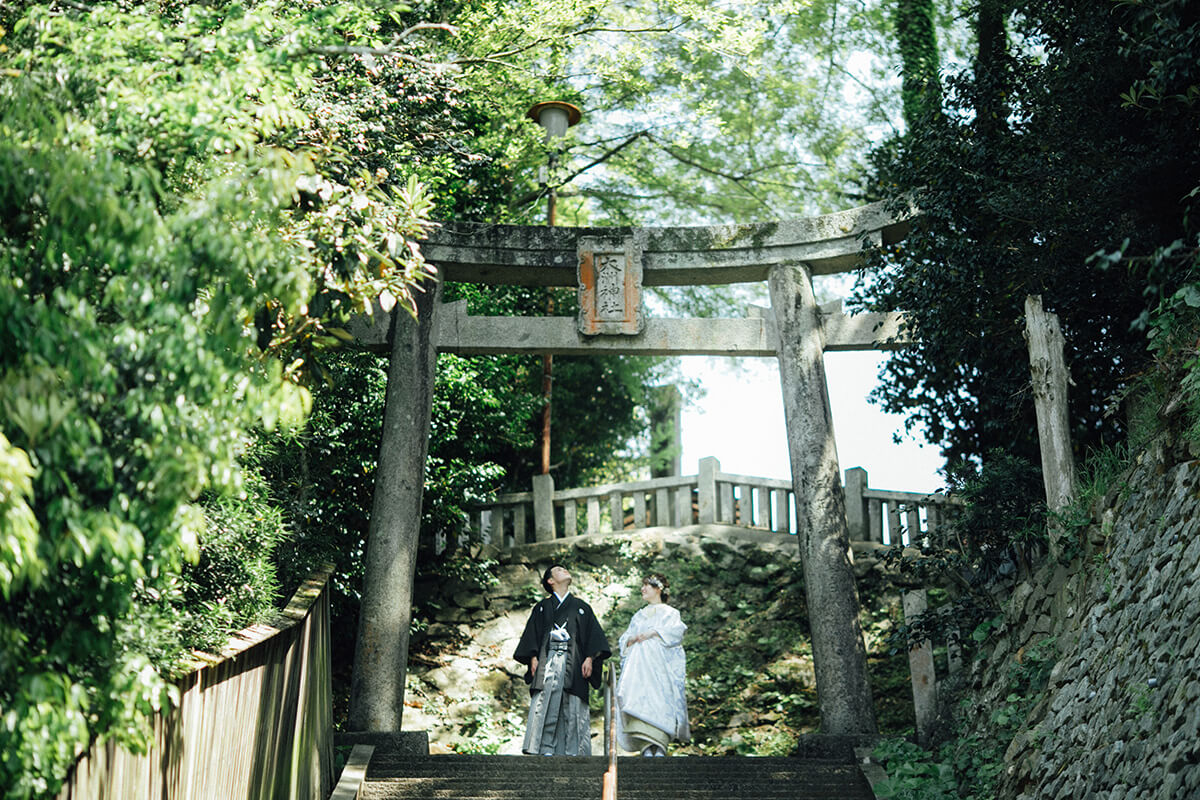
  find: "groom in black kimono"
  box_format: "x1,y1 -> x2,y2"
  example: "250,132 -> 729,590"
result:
513,564 -> 611,755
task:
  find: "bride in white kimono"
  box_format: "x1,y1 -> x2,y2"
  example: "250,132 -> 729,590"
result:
616,573 -> 690,756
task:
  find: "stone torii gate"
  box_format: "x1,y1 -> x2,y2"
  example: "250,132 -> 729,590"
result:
347,200 -> 911,739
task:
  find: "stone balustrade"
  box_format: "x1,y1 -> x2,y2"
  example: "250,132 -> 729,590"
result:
462,457 -> 798,550
457,459 -> 959,552
842,466 -> 962,546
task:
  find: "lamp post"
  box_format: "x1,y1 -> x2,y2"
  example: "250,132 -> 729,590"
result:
527,101 -> 581,226
527,101 -> 581,475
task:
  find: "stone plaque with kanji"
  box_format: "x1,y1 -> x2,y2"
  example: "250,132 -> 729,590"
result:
577,236 -> 644,336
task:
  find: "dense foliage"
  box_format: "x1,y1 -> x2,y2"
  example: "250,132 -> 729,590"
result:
422,0 -> 951,225
881,450 -> 1043,658
893,0 -> 941,129
862,2 -> 1200,794
857,0 -> 1200,469
0,2 -> 441,796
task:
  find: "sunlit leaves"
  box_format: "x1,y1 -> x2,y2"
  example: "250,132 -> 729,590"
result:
287,170 -> 436,326
436,0 -> 916,225
0,432 -> 40,600
441,0 -> 910,225
0,1 -> 438,796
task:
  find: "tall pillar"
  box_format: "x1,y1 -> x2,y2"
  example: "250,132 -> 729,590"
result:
1024,295 -> 1076,560
533,472 -> 556,542
769,262 -> 877,735
349,280 -> 442,732
903,589 -> 937,746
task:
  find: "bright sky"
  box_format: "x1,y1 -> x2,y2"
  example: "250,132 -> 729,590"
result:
677,352 -> 945,494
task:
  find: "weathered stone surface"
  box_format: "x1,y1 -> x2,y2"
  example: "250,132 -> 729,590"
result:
1009,582 -> 1034,617
979,456 -> 1200,800
417,298 -> 909,356
349,279 -> 442,733
335,730 -> 430,757
745,566 -> 772,584
771,262 -> 876,736
422,200 -> 911,287
470,612 -> 526,649
577,234 -> 645,336
766,656 -> 816,688
1024,295 -> 1077,558
451,591 -> 487,610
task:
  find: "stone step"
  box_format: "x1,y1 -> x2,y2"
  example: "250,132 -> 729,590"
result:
364,791 -> 855,799
361,755 -> 873,800
367,754 -> 851,767
367,758 -> 854,777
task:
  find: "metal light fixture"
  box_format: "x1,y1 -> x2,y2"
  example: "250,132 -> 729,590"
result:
527,101 -> 582,141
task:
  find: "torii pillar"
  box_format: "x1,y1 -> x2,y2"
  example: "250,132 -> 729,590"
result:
348,280 -> 442,733
770,263 -> 877,735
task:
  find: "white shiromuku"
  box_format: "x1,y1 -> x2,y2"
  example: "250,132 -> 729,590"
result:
616,603 -> 690,751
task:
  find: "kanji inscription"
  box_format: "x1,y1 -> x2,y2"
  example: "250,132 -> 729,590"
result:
577,235 -> 644,336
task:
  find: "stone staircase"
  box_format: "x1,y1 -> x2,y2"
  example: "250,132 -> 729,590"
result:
361,753 -> 876,799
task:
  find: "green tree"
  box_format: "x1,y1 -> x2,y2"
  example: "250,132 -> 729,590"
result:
856,0 -> 1200,467
429,0 -> 924,226
0,2 -> 437,796
894,0 -> 942,130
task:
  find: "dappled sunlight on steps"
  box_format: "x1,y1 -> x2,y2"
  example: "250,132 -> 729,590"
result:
361,753 -> 874,800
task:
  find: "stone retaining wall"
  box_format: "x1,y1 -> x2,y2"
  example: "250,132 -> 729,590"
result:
965,446 -> 1200,798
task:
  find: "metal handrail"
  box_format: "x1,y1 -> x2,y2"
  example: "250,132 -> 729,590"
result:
602,662 -> 618,800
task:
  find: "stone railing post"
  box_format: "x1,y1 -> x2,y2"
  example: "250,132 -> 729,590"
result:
774,490 -> 791,535
533,473 -> 555,542
587,496 -> 602,535
737,482 -> 753,525
902,589 -> 937,747
697,457 -> 719,523
755,486 -> 771,528
673,485 -> 692,527
610,492 -> 624,532
654,488 -> 671,526
844,467 -> 868,541
718,482 -> 734,524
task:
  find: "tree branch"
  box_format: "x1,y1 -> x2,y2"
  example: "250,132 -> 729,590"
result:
646,135 -> 772,210
398,22 -> 459,40
508,131 -> 651,209
306,23 -> 459,63
819,0 -> 840,110
557,131 -> 650,187
456,24 -> 681,65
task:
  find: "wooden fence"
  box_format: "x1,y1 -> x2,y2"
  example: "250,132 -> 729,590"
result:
456,458 -> 960,551
58,565 -> 335,800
